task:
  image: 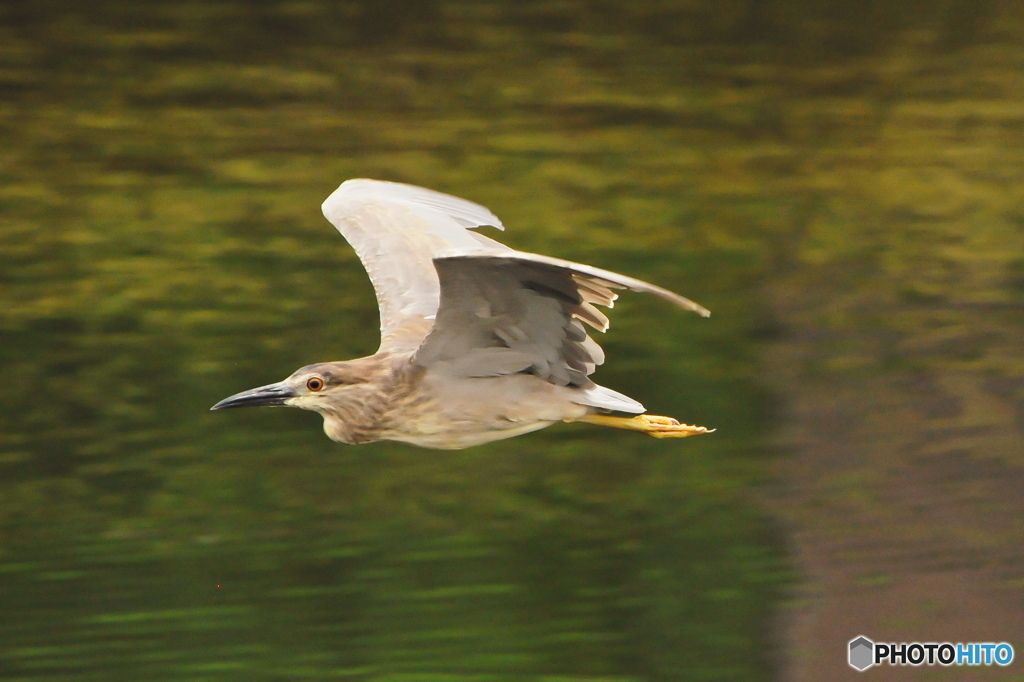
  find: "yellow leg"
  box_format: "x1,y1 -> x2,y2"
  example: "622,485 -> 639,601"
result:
566,414 -> 714,439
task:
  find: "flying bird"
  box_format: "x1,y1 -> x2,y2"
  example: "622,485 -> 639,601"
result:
212,179 -> 713,449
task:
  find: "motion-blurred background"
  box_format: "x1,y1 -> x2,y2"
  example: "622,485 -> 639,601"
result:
1,1 -> 1022,680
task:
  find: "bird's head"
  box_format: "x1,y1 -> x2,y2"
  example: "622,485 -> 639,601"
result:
210,361 -> 374,415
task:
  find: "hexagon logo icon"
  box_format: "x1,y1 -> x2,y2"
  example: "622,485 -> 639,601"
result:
849,636 -> 874,671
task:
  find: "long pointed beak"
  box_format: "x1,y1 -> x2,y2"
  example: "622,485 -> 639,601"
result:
210,382 -> 298,410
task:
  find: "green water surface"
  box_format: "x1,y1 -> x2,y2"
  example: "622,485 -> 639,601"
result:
9,0 -> 991,678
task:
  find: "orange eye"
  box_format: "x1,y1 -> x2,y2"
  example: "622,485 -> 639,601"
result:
306,377 -> 324,392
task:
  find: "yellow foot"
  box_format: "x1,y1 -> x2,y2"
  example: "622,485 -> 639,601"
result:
566,414 -> 715,439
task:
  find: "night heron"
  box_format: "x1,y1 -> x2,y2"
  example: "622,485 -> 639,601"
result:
211,179 -> 713,449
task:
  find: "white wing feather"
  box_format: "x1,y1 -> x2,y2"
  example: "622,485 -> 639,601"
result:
321,179 -> 509,351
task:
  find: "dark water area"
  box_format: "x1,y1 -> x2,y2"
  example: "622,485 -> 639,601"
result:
2,1 -> 1022,680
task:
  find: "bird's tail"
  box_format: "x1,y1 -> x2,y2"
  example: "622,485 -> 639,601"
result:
573,384 -> 646,414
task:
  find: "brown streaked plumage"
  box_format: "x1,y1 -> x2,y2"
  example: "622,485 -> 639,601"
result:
211,179 -> 714,449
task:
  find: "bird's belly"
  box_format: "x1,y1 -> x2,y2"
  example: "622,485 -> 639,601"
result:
388,419 -> 555,449
378,372 -> 590,449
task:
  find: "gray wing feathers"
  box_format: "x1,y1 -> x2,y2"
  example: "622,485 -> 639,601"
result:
413,260 -> 591,386
480,251 -> 712,318
321,179 -> 511,351
415,250 -> 708,393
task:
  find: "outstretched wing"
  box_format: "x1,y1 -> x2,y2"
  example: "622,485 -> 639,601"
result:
321,179 -> 511,351
413,250 -> 709,394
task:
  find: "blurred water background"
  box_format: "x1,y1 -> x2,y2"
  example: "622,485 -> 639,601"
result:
1,1 -> 1022,680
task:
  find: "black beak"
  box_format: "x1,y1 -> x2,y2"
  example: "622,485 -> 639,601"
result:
210,382 -> 298,410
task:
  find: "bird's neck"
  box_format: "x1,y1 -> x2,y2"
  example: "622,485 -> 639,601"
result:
319,353 -> 423,444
